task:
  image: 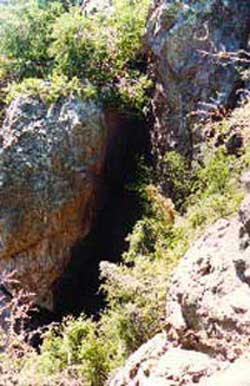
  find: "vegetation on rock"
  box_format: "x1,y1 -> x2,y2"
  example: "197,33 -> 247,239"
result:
0,0 -> 151,113
0,0 -> 249,385
0,119 -> 249,384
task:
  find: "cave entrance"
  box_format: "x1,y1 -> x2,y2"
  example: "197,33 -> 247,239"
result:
52,111 -> 151,319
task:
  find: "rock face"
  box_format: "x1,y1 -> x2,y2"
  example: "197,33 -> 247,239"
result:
166,199 -> 250,359
0,96 -> 108,309
146,0 -> 250,158
200,357 -> 250,386
109,191 -> 250,385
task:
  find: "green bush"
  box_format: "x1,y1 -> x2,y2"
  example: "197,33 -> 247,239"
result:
157,151 -> 193,211
37,317 -> 109,386
0,144 -> 247,385
49,8 -> 108,81
47,0 -> 151,109
194,148 -> 241,198
186,148 -> 244,228
0,0 -> 64,79
0,0 -> 151,112
6,73 -> 97,104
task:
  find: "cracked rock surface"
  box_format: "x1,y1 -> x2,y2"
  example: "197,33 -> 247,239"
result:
108,193 -> 250,385
146,0 -> 250,158
0,96 -> 108,309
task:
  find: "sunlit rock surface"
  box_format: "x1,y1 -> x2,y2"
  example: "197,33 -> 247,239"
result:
146,0 -> 250,158
108,191 -> 250,385
0,96 -> 108,309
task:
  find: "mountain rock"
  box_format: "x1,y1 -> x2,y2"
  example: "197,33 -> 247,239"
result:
146,0 -> 250,159
200,357 -> 250,386
0,96 -> 108,309
109,188 -> 250,385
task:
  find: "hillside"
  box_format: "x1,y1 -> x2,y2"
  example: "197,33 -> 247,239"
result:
0,0 -> 249,385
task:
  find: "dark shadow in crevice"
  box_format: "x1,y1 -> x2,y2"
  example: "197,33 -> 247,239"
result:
52,111 -> 151,319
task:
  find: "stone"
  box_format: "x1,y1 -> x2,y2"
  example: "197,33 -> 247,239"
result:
202,357 -> 250,386
166,200 -> 250,358
108,337 -> 223,386
239,195 -> 250,237
241,170 -> 250,193
108,333 -> 168,386
0,96 -> 108,309
108,197 -> 250,385
146,0 -> 250,158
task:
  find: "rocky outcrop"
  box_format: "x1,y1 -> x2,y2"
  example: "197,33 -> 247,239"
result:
109,333 -> 224,386
0,96 -> 109,309
109,182 -> 250,385
200,357 -> 250,386
146,0 -> 250,159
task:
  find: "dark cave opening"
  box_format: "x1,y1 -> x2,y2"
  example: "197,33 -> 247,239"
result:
53,187 -> 140,318
51,111 -> 151,319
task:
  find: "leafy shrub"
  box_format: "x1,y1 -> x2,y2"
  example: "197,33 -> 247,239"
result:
37,317 -> 110,386
0,143 -> 247,385
49,8 -> 108,81
156,151 -> 193,211
100,256 -> 169,354
0,0 -> 64,79
48,0 -> 151,109
6,73 -> 97,104
194,148 -> 241,197
186,148 -> 244,227
0,0 -> 151,112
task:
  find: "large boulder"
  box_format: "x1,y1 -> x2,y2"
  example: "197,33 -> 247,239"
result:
146,0 -> 250,158
166,196 -> 250,359
109,334 -> 223,386
0,96 -> 109,309
200,357 -> 250,386
109,189 -> 250,385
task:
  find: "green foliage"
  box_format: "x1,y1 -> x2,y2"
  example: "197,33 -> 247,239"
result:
194,148 -> 240,197
157,147 -> 244,223
100,256 -> 168,353
0,0 -> 64,78
6,73 -> 97,104
186,148 -> 244,228
0,2 -> 249,385
37,317 -> 109,386
157,151 -> 193,211
48,0 -> 151,109
0,144 -> 247,385
0,0 -> 151,112
49,8 -> 107,81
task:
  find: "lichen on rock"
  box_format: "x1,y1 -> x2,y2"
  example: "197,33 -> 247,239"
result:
0,95 -> 108,309
146,0 -> 250,159
108,189 -> 250,385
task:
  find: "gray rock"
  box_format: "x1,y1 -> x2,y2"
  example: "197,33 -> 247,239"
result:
239,195 -> 250,240
108,333 -> 168,386
108,335 -> 223,386
241,170 -> 250,193
146,0 -> 250,158
108,197 -> 250,385
202,357 -> 250,386
0,96 -> 108,309
166,199 -> 250,359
